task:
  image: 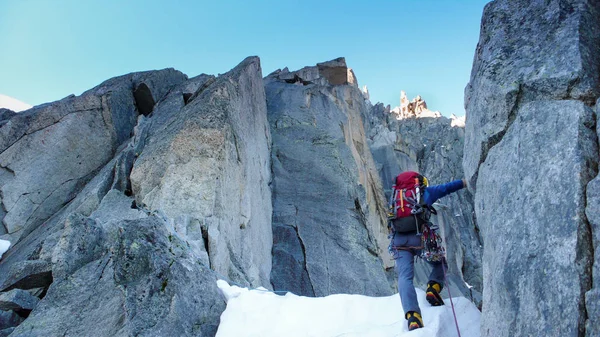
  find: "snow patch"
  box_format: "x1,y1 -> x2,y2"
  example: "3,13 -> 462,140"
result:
450,114 -> 466,128
0,94 -> 32,112
216,280 -> 481,337
0,239 -> 10,258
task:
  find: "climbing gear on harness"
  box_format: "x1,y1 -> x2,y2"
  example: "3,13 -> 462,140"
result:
388,222 -> 446,262
388,171 -> 436,234
406,311 -> 423,331
426,281 -> 445,306
419,222 -> 445,262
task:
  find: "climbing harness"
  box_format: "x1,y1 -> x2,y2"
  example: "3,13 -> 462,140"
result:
388,217 -> 445,263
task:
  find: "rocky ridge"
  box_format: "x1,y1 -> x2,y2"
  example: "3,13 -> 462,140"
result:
0,55 -> 481,335
0,1 -> 593,335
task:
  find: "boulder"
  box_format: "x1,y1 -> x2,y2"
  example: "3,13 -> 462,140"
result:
0,260 -> 52,292
0,289 -> 39,311
267,60 -> 391,297
0,327 -> 14,337
463,0 -> 600,190
475,101 -> 596,337
0,309 -> 22,329
265,57 -> 352,87
51,213 -> 106,281
317,57 -> 349,85
0,143 -> 143,293
10,216 -> 225,337
89,189 -> 147,225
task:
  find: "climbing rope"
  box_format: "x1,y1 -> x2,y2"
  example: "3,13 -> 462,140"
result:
442,261 -> 462,337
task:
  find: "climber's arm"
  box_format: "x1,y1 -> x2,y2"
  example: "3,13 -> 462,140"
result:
423,179 -> 466,206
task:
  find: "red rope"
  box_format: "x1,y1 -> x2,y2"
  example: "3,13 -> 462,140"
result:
442,261 -> 462,337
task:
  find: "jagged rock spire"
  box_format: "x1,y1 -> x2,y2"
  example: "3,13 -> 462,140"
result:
391,91 -> 441,119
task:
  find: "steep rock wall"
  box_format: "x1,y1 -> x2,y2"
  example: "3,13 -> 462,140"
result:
0,57 -> 273,335
129,57 -> 273,288
266,59 -> 392,297
463,1 -> 600,336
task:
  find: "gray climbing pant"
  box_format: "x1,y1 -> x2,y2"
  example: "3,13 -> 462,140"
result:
392,232 -> 446,315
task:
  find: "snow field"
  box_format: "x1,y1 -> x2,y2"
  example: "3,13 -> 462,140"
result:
216,280 -> 480,337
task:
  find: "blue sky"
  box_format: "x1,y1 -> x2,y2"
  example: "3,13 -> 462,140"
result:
0,0 -> 488,117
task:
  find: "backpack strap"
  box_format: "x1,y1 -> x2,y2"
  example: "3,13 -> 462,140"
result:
399,189 -> 404,212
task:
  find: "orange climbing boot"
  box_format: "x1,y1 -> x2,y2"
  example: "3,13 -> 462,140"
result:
426,281 -> 445,306
406,311 -> 423,331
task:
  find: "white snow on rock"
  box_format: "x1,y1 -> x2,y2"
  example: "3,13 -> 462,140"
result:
0,239 -> 10,259
216,280 -> 481,337
450,114 -> 466,128
0,94 -> 32,112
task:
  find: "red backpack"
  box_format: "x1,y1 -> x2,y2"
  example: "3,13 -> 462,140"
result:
388,171 -> 431,233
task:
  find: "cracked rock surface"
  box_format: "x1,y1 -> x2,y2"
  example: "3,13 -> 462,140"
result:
0,59 -> 272,336
130,57 -> 273,288
463,1 -> 600,336
0,69 -> 186,242
266,58 -> 392,297
11,216 -> 224,337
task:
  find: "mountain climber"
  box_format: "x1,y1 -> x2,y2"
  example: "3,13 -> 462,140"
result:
387,171 -> 466,331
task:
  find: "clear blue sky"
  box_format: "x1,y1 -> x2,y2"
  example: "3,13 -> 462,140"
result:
0,0 -> 489,117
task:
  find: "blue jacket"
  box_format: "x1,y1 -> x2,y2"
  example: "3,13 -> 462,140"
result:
422,179 -> 465,206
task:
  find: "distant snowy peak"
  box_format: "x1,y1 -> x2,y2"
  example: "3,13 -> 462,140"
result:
450,114 -> 466,127
0,94 -> 33,112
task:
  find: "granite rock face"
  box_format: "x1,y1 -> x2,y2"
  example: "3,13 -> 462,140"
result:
463,1 -> 600,336
463,0 -> 600,189
266,58 -> 392,297
584,100 -> 600,337
0,289 -> 39,311
0,58 -> 274,335
130,57 -> 273,288
10,216 -> 225,337
0,69 -> 186,242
